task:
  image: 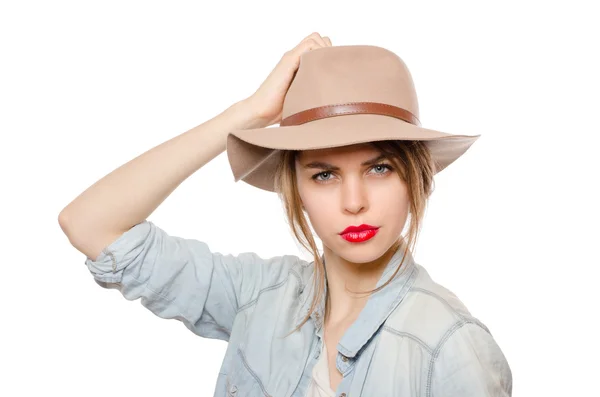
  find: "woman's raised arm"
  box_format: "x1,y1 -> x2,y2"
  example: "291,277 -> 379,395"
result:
58,98 -> 262,260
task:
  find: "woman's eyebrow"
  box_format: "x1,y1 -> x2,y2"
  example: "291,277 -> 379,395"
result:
302,154 -> 387,171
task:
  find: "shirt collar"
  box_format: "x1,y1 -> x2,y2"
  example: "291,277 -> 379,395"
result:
294,243 -> 419,358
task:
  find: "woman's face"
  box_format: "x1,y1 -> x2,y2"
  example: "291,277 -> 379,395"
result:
295,143 -> 410,264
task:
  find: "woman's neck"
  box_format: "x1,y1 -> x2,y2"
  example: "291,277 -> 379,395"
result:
322,245 -> 397,325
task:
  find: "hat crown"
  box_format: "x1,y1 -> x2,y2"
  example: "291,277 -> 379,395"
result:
282,45 -> 420,120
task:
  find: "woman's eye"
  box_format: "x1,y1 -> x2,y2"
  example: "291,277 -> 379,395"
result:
312,164 -> 392,182
313,171 -> 333,182
370,164 -> 393,174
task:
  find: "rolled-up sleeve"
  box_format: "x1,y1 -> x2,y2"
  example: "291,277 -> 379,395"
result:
430,321 -> 513,396
84,220 -> 300,341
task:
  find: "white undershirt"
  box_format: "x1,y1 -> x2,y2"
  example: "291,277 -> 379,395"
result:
305,343 -> 336,397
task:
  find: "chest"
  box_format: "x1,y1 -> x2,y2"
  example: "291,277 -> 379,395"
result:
323,340 -> 342,392
218,286 -> 429,397
221,315 -> 430,397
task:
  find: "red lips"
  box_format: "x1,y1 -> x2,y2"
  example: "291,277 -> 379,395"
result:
339,224 -> 380,243
340,224 -> 379,234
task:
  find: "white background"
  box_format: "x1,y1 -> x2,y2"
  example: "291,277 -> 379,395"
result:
1,1 -> 598,396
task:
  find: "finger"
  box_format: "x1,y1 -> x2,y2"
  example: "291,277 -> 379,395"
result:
294,32 -> 325,52
288,38 -> 322,59
302,31 -> 324,42
322,36 -> 332,46
282,34 -> 326,64
307,32 -> 328,47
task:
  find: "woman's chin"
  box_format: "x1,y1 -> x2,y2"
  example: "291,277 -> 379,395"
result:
328,241 -> 391,265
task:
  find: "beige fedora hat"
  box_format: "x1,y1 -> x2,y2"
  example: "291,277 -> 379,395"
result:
226,44 -> 480,193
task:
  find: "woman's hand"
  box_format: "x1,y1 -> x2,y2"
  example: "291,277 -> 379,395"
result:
245,32 -> 332,128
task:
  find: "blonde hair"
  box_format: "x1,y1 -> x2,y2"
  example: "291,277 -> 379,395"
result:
273,140 -> 436,333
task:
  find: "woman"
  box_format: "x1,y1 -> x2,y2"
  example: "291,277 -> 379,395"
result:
59,32 -> 512,396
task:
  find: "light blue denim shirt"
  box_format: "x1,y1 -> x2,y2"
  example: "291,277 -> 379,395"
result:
85,220 -> 512,396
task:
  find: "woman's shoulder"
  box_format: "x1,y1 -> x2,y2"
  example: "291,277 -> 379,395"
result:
380,263 -> 512,394
384,262 -> 489,349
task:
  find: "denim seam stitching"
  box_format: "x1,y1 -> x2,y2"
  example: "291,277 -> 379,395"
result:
355,329 -> 383,397
237,275 -> 291,313
237,347 -> 271,396
381,326 -> 434,354
425,319 -> 488,397
289,267 -> 303,296
104,248 -> 117,273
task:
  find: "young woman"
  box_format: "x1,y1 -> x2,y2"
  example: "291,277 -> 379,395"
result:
59,32 -> 512,396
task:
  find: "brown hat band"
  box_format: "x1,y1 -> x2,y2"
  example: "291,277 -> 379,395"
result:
280,101 -> 421,127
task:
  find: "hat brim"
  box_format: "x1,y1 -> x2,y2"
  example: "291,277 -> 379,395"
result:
226,113 -> 480,192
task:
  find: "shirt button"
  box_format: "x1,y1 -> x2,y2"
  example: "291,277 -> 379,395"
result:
340,393 -> 346,397
341,355 -> 348,362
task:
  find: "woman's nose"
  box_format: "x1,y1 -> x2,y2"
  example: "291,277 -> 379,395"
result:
342,178 -> 368,215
